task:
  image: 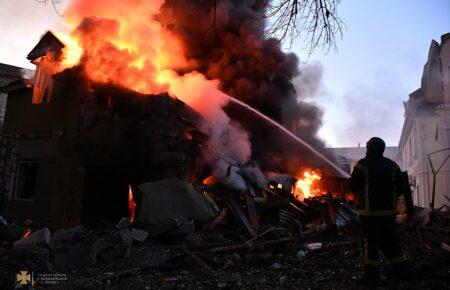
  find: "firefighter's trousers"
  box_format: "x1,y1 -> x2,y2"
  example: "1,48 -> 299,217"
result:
361,215 -> 410,284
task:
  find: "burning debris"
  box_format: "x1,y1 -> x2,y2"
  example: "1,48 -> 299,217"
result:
294,170 -> 322,200
0,179 -> 448,289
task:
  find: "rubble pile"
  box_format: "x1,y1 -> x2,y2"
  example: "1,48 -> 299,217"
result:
1,176 -> 448,289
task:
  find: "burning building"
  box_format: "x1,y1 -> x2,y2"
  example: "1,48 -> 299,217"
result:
0,0 -> 343,228
0,31 -> 209,226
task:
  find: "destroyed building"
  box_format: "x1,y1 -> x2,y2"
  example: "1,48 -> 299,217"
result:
399,33 -> 450,209
0,31 -> 207,227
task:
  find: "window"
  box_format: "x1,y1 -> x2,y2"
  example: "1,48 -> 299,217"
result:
15,160 -> 39,201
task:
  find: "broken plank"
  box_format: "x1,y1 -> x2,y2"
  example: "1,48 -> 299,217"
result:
245,193 -> 260,230
208,208 -> 228,230
182,246 -> 214,273
227,199 -> 257,237
208,237 -> 296,253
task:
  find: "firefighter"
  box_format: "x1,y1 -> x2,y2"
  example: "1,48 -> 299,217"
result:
349,137 -> 413,286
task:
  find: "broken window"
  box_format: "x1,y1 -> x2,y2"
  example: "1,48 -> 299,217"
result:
15,160 -> 39,201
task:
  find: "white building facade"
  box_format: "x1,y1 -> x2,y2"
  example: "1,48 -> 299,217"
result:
399,33 -> 450,209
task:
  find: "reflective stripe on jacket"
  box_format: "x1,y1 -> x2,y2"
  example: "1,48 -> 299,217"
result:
349,156 -> 402,216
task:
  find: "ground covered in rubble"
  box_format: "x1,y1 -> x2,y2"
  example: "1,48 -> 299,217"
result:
67,232 -> 449,290
1,218 -> 449,290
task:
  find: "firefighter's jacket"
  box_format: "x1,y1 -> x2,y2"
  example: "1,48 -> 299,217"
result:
349,154 -> 403,216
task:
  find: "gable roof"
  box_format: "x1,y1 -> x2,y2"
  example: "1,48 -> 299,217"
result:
27,31 -> 65,62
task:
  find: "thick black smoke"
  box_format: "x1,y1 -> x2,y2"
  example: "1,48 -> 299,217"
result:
160,0 -> 333,175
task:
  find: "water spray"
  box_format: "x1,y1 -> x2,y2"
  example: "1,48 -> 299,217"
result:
228,97 -> 351,178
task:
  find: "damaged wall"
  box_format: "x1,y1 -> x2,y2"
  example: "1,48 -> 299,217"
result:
399,33 -> 450,209
0,64 -> 208,227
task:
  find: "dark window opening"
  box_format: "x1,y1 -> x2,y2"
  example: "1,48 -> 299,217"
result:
15,160 -> 38,200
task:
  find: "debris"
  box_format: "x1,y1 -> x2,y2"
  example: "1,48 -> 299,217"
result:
396,213 -> 408,224
441,242 -> 450,252
185,232 -> 204,248
208,237 -> 295,254
117,217 -> 132,229
170,219 -> 195,235
217,273 -> 241,288
245,193 -> 260,230
13,227 -> 50,247
223,252 -> 242,269
138,178 -> 216,227
182,246 -> 214,273
129,247 -> 177,268
425,226 -> 450,233
0,216 -> 7,227
417,208 -> 432,226
227,198 -> 257,237
270,262 -> 285,269
245,252 -> 273,265
296,251 -> 307,262
130,229 -> 149,242
67,244 -> 97,267
306,242 -> 323,250
207,208 -> 228,230
6,223 -> 26,240
117,229 -> 133,247
12,245 -> 50,261
51,225 -> 85,248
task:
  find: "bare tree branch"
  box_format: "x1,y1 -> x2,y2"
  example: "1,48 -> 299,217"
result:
264,0 -> 345,55
35,0 -> 64,17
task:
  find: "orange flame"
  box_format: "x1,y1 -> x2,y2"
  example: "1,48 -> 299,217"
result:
54,0 -> 229,126
293,170 -> 322,200
22,228 -> 32,239
128,185 -> 136,222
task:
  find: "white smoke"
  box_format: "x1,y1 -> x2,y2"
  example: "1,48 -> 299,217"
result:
294,62 -> 326,100
20,68 -> 35,83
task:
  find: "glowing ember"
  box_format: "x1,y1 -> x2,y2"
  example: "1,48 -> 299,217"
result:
293,170 -> 322,200
203,176 -> 218,186
22,228 -> 32,239
128,185 -> 136,222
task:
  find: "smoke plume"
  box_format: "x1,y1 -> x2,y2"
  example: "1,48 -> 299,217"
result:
58,0 -> 332,182
160,0 -> 330,174
61,0 -> 253,186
